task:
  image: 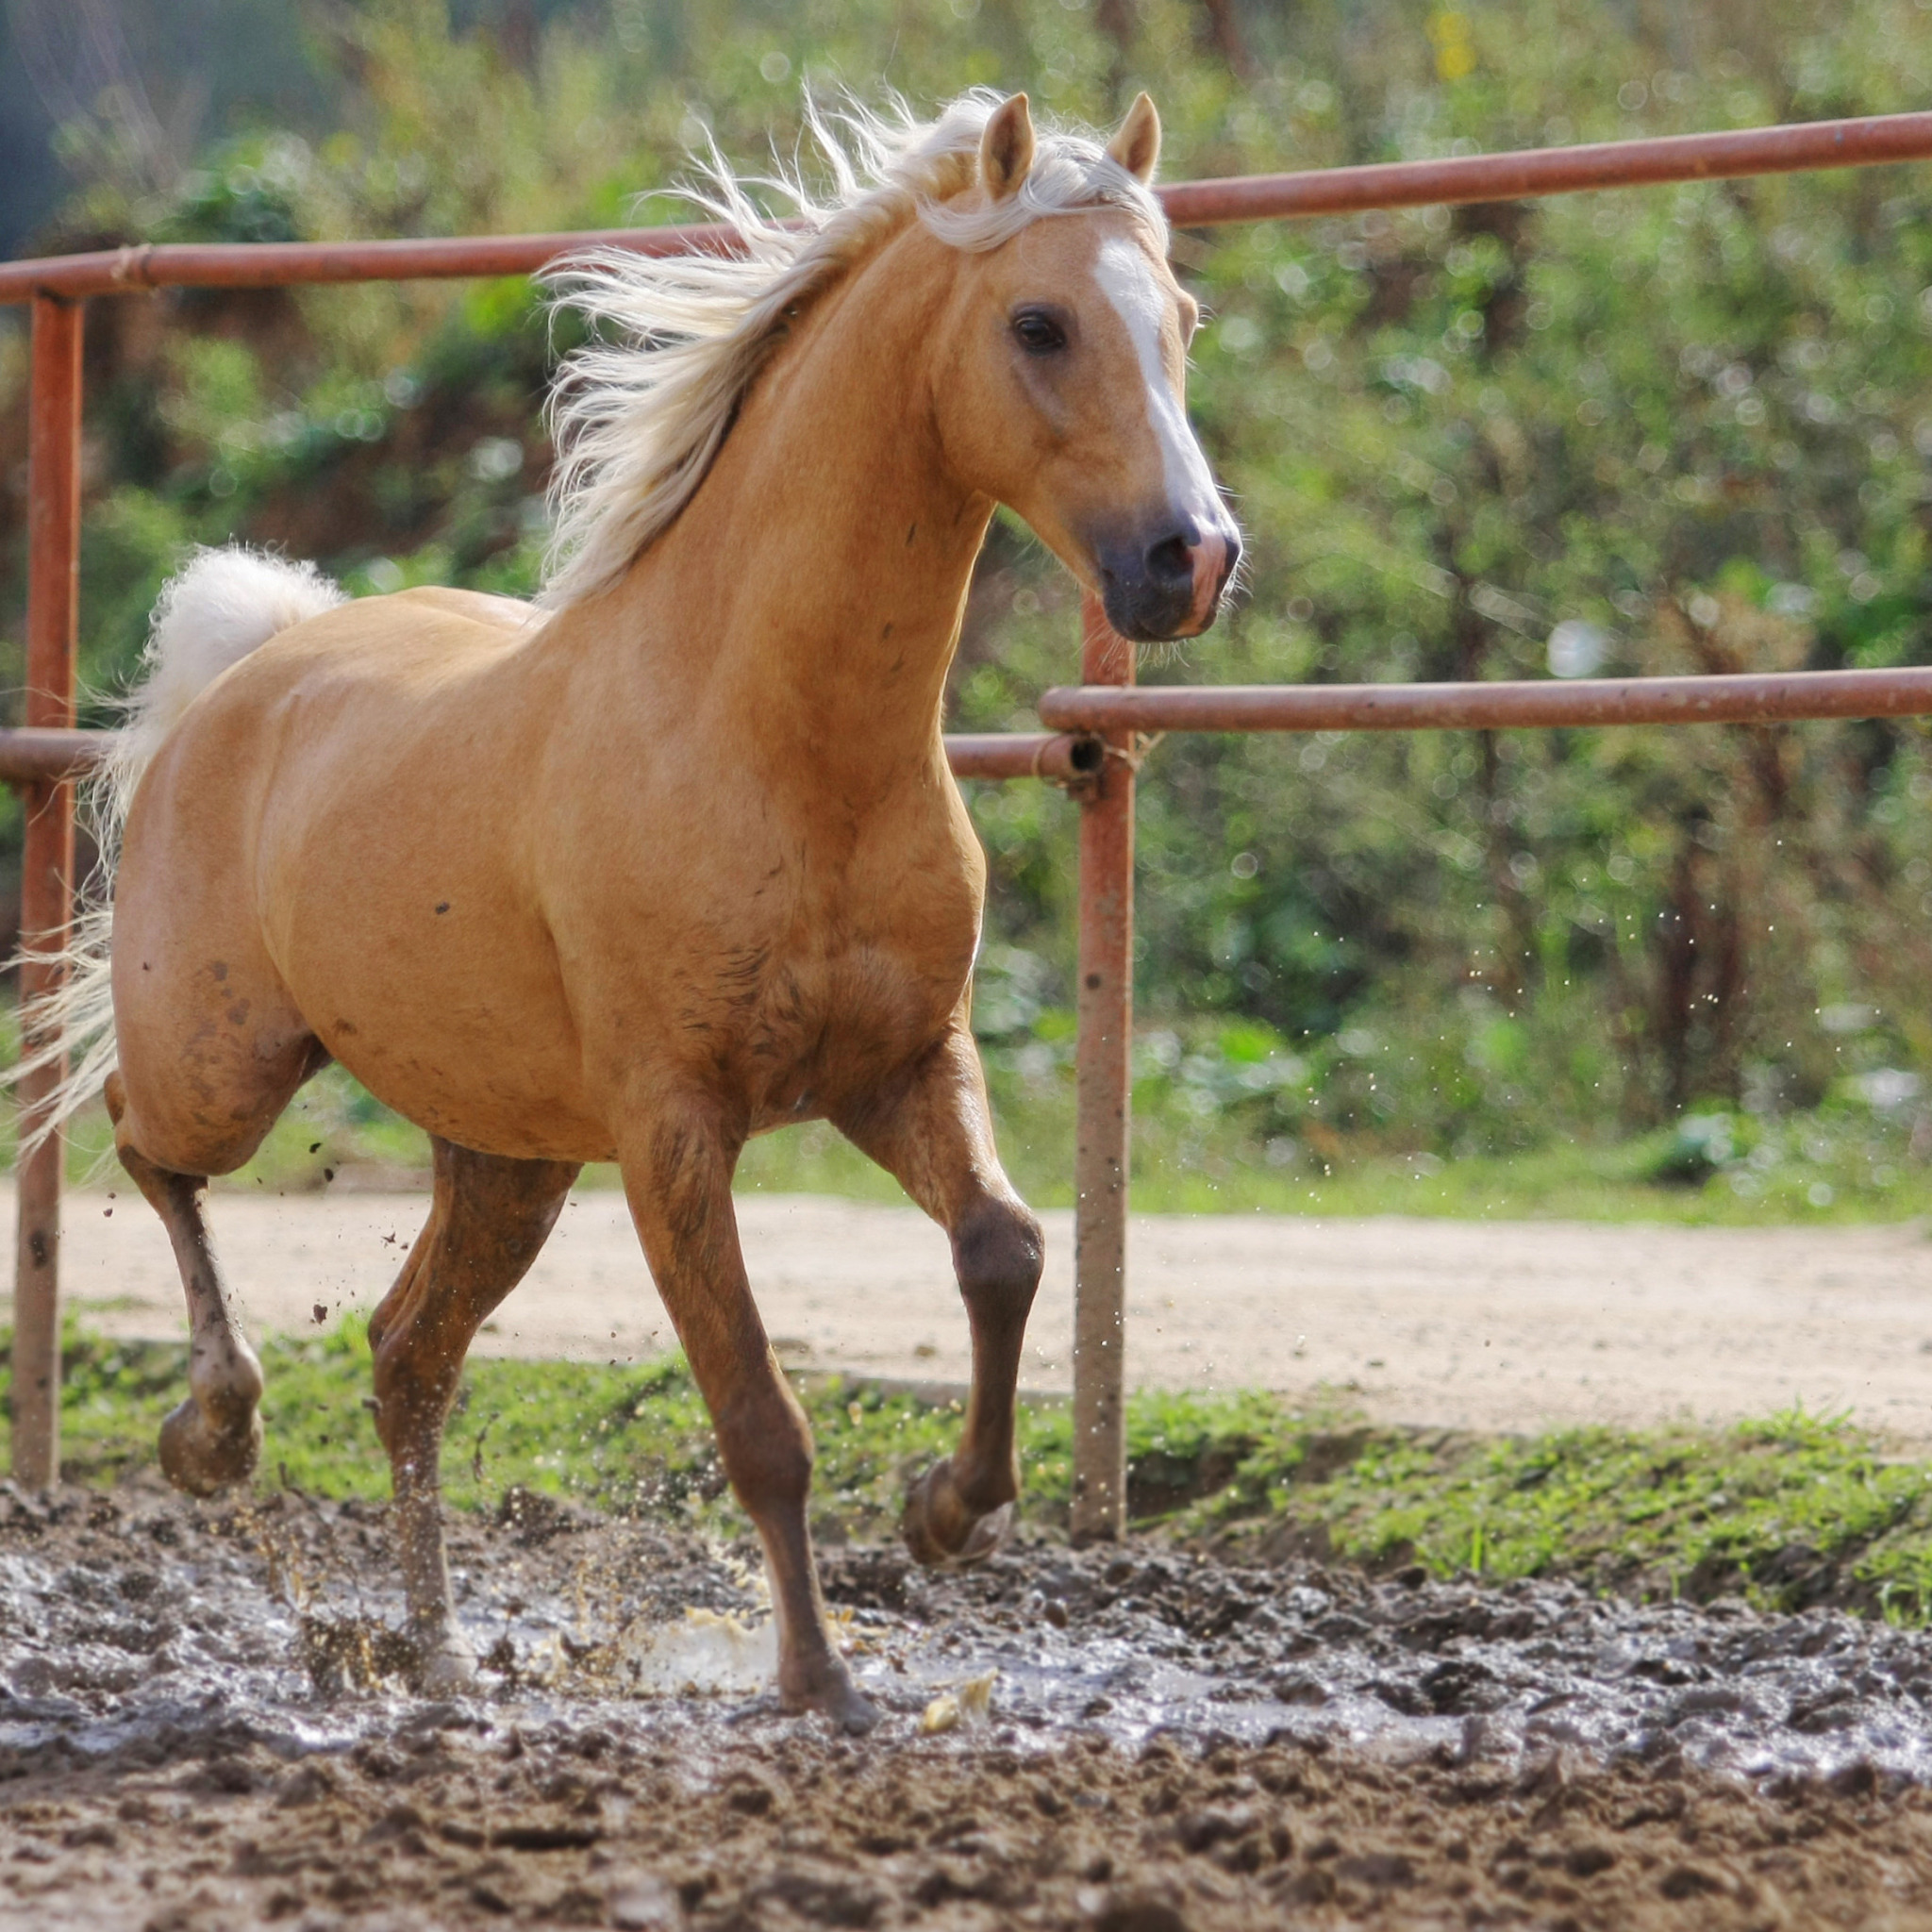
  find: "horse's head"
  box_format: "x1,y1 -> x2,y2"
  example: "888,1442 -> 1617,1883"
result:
930,93 -> 1241,643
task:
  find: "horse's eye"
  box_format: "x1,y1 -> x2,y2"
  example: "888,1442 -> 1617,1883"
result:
1011,308 -> 1067,354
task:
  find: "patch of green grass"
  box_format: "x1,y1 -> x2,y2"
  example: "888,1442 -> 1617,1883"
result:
15,1319 -> 1932,1624
1187,1408 -> 1932,1621
6,1317 -> 1055,1534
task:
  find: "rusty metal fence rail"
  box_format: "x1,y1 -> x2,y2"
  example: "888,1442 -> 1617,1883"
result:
8,109 -> 1932,1526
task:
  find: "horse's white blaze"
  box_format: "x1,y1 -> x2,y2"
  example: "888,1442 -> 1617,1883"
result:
1092,236 -> 1217,511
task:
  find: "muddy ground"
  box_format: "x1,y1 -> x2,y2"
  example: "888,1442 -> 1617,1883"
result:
7,1477 -> 1932,1929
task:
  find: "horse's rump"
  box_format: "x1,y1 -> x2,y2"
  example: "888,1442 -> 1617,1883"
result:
111,582 -> 608,1170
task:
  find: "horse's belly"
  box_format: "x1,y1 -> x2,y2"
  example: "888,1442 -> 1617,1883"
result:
316,985 -> 612,1164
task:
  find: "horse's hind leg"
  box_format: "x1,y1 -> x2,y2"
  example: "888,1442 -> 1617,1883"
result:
368,1137 -> 578,1690
836,1024 -> 1045,1567
106,1075 -> 265,1494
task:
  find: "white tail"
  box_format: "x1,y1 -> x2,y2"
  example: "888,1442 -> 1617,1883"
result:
9,546 -> 345,1155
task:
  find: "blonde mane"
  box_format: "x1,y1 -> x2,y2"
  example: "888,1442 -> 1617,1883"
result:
539,91 -> 1166,608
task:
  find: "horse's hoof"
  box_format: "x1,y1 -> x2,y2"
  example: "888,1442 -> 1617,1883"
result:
780,1657 -> 878,1734
958,1502 -> 1012,1565
831,1688 -> 880,1736
158,1397 -> 262,1496
900,1459 -> 1012,1571
416,1637 -> 480,1697
798,1681 -> 880,1734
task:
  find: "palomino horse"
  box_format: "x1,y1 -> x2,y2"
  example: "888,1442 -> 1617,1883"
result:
30,91 -> 1238,1728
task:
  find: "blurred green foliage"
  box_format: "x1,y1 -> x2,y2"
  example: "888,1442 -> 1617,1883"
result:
6,0 -> 1932,1193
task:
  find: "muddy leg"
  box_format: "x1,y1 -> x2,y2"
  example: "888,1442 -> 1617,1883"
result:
837,1026 -> 1045,1569
367,1138 -> 578,1692
108,1074 -> 265,1495
622,1111 -> 874,1732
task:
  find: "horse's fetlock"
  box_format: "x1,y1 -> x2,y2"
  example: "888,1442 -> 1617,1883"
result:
391,1452 -> 441,1498
959,1450 -> 1022,1514
188,1334 -> 264,1420
158,1397 -> 263,1496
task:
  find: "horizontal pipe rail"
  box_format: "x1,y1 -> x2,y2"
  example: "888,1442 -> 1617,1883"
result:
0,728 -> 106,786
0,222 -> 742,305
6,111 -> 1931,304
945,732 -> 1102,782
1158,108 -> 1932,225
0,726 -> 1104,789
1039,667 -> 1932,736
15,665 -> 1932,795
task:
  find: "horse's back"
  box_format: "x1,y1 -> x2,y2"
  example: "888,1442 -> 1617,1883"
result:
120,587 -> 558,889
375,585 -> 537,632
246,584 -> 544,696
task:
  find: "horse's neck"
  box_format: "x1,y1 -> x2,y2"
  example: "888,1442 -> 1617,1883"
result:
606,236 -> 990,786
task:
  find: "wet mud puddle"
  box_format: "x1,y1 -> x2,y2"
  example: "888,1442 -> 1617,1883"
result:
16,1482 -> 1932,1930
4,1480 -> 1931,1790
884,1553 -> 1932,1786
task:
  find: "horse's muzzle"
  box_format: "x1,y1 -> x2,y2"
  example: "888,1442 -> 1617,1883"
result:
1096,515 -> 1241,642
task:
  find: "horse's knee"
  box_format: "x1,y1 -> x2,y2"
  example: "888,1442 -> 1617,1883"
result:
952,1195 -> 1044,1315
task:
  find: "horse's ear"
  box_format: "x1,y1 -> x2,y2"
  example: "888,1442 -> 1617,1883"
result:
1107,92 -> 1161,184
980,92 -> 1035,201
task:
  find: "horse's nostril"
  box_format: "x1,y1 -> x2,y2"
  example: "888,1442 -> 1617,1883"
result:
1145,534 -> 1193,585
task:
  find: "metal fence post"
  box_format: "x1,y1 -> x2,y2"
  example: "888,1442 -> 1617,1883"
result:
10,292 -> 83,1489
1070,591 -> 1135,1543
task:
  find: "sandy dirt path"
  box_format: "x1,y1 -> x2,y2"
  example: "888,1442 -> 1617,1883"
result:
9,1180 -> 1932,1439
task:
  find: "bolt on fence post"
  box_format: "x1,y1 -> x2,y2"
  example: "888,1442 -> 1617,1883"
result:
11,293 -> 84,1490
1071,591 -> 1135,1544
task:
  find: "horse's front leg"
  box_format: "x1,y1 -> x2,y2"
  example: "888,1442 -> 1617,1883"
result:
837,1024 -> 1045,1569
622,1108 -> 874,1731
